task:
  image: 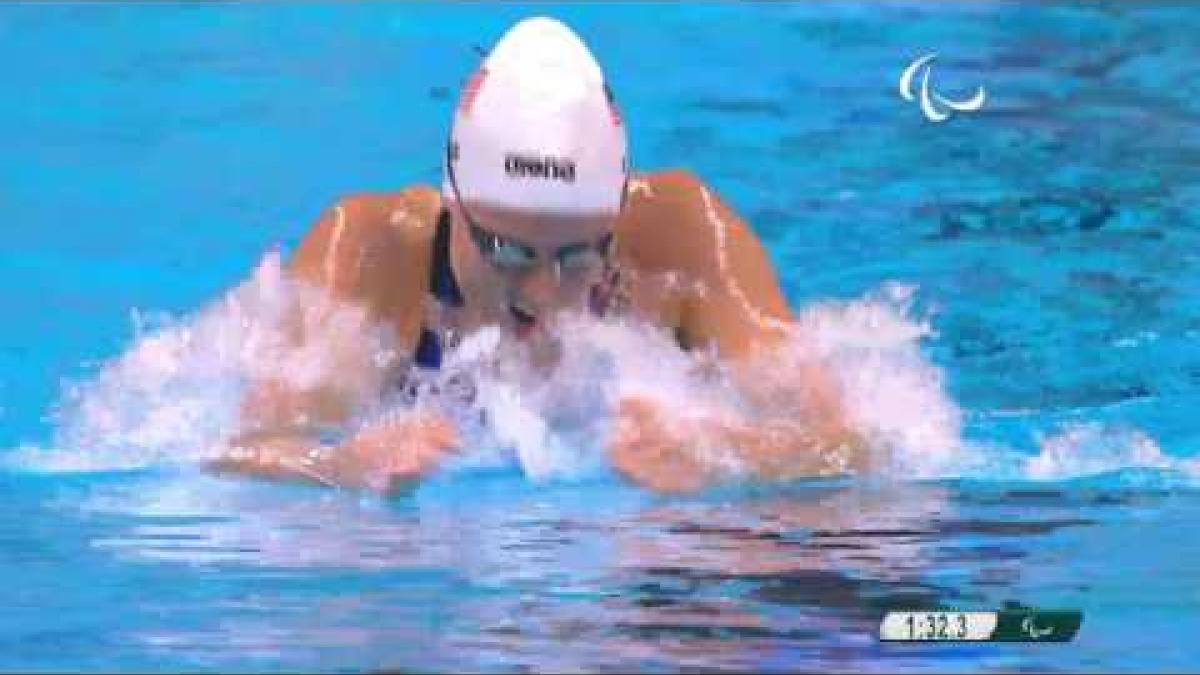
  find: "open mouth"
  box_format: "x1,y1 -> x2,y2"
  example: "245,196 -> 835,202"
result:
509,303 -> 537,338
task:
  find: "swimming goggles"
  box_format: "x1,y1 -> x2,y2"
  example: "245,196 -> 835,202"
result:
446,146 -> 620,274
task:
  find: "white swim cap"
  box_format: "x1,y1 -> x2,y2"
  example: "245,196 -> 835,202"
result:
444,17 -> 629,216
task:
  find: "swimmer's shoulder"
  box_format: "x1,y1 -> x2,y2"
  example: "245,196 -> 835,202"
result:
618,169 -> 792,355
289,185 -> 443,344
292,185 -> 442,281
305,185 -> 442,255
615,169 -> 727,274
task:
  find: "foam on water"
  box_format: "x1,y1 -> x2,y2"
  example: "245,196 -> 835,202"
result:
7,254 -> 1192,488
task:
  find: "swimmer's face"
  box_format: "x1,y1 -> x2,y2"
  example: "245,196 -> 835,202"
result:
448,199 -> 617,337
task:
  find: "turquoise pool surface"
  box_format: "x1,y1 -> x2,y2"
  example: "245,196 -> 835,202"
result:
1,2 -> 1199,672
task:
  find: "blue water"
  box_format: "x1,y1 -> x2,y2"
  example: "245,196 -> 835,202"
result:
2,2 -> 1199,672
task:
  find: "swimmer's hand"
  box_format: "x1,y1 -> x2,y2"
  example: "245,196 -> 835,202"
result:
212,411 -> 459,494
609,397 -> 713,494
608,396 -> 870,494
334,412 -> 460,492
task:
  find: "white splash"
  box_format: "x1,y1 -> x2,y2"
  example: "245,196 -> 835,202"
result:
13,252 -> 397,473
424,316 -> 729,483
417,284 -> 968,484
793,283 -> 968,478
1025,423 -> 1199,482
12,254 -> 1185,489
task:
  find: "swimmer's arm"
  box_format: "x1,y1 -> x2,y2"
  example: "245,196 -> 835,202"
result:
610,395 -> 867,493
211,376 -> 362,487
210,410 -> 459,493
213,370 -> 458,492
210,431 -> 342,487
682,172 -> 862,434
611,173 -> 867,492
211,188 -> 451,492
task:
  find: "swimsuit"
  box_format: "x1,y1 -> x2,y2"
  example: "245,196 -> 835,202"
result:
413,210 -> 465,370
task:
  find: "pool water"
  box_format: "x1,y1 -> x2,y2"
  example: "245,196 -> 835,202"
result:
2,2 -> 1199,672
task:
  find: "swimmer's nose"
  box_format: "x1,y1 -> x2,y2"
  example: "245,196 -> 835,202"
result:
516,261 -> 560,310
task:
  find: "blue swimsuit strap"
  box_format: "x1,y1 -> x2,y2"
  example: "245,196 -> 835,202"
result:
428,209 -> 464,309
413,210 -> 463,370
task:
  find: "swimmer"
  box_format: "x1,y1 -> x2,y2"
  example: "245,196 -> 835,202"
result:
213,16 -> 868,493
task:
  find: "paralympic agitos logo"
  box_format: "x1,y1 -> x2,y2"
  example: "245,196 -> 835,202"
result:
504,153 -> 577,182
899,52 -> 987,122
